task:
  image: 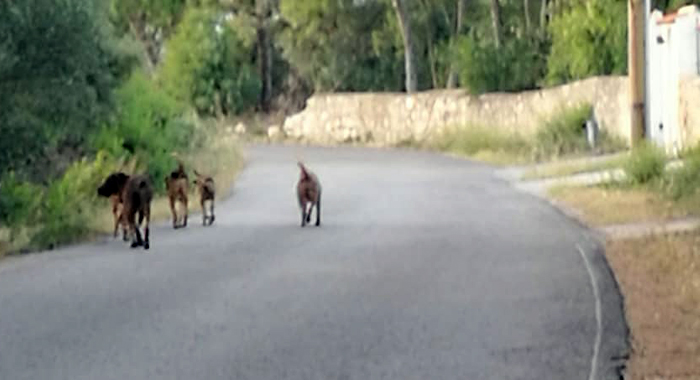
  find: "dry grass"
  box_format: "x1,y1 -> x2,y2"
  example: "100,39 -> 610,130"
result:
606,234 -> 700,379
549,186 -> 696,226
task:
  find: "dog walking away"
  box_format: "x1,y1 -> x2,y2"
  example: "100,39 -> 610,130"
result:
97,172 -> 130,240
296,162 -> 321,227
121,175 -> 153,249
193,170 -> 216,226
165,162 -> 189,229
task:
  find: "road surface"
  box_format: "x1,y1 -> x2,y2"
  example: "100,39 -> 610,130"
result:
0,145 -> 627,380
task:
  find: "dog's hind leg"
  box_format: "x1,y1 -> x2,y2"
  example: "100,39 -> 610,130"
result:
129,212 -> 143,248
315,194 -> 321,227
182,195 -> 188,228
208,199 -> 215,226
201,199 -> 207,226
169,196 -> 178,229
300,203 -> 307,227
111,197 -> 120,238
143,206 -> 150,250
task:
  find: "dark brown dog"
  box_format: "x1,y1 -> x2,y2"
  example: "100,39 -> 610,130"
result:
121,175 -> 153,249
97,172 -> 129,240
165,163 -> 189,229
193,170 -> 215,226
98,173 -> 153,249
296,162 -> 321,227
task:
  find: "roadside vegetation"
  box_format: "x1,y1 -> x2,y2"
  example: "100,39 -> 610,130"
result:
427,103 -> 625,165
546,139 -> 700,379
0,0 -> 249,256
550,142 -> 700,225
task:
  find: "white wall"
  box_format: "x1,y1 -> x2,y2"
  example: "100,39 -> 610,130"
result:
647,6 -> 700,154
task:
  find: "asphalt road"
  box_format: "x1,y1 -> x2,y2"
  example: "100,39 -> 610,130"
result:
0,145 -> 628,380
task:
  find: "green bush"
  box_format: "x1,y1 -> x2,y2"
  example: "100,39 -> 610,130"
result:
92,72 -> 194,192
0,173 -> 44,230
0,152 -> 120,250
664,150 -> 700,200
534,104 -> 593,159
30,152 -> 118,249
624,142 -> 667,186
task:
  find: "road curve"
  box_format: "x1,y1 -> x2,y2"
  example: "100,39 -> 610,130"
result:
0,145 -> 627,380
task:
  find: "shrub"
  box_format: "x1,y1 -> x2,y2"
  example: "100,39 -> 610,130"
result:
0,173 -> 44,231
92,73 -> 194,193
624,142 -> 667,186
534,103 -> 593,159
664,149 -> 700,200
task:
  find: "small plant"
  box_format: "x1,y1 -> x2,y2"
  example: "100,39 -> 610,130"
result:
534,103 -> 593,160
664,149 -> 700,200
624,142 -> 666,186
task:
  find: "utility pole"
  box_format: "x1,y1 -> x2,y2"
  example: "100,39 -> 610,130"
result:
629,0 -> 646,147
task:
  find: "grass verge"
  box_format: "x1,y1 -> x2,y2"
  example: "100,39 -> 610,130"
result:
422,103 -> 625,166
549,185 -> 697,226
606,234 -> 700,379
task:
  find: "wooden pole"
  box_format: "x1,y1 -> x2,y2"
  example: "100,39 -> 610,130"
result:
629,0 -> 646,147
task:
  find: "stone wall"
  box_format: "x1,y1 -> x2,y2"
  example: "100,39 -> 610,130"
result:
679,75 -> 700,149
283,76 -> 630,146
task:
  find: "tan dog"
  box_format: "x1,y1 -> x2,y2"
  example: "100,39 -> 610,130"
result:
193,170 -> 215,226
296,162 -> 321,227
165,163 -> 189,229
97,172 -> 129,240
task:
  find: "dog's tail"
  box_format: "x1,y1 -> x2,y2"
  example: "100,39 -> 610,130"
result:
298,162 -> 311,180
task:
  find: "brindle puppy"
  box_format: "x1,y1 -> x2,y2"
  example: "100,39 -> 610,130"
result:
193,170 -> 216,226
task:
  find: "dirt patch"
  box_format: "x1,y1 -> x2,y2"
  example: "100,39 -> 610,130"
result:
550,186 -> 694,226
606,234 -> 700,379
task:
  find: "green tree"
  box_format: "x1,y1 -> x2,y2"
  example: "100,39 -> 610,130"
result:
279,0 -> 402,92
546,0 -> 627,85
0,0 -> 134,179
159,9 -> 261,116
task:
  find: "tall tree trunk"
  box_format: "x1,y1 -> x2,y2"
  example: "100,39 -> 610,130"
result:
447,0 -> 466,88
524,0 -> 531,31
392,0 -> 418,93
256,0 -> 273,112
128,15 -> 158,75
489,0 -> 503,48
540,0 -> 548,31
